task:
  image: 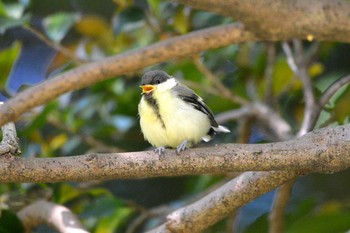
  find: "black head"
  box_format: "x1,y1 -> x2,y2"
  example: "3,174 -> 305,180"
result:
141,70 -> 170,86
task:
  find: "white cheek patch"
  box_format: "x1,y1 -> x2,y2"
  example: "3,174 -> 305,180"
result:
156,78 -> 177,92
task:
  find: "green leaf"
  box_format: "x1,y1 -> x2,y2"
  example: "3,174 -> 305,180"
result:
0,14 -> 30,33
113,7 -> 145,35
147,0 -> 162,18
95,207 -> 133,233
0,2 -> 30,33
272,57 -> 296,94
172,6 -> 190,34
0,41 -> 21,90
43,12 -> 78,42
0,210 -> 24,233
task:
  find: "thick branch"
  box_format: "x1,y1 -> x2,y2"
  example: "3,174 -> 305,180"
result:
147,171 -> 298,233
0,126 -> 349,183
0,23 -> 255,127
171,0 -> 350,43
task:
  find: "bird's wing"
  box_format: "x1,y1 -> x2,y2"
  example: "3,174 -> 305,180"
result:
172,84 -> 218,128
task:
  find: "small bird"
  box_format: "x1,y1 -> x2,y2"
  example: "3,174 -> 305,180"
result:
138,70 -> 230,155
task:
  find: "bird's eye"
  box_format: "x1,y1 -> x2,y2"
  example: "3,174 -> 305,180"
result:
155,79 -> 161,84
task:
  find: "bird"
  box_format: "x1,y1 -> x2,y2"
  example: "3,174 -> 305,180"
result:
138,70 -> 230,155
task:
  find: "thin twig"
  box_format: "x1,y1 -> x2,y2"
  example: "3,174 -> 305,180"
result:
268,179 -> 295,233
23,25 -> 86,64
282,42 -> 299,76
305,74 -> 350,130
264,42 -> 276,104
293,40 -> 317,136
215,107 -> 252,124
319,74 -> 350,107
269,41 -> 317,233
192,56 -> 249,105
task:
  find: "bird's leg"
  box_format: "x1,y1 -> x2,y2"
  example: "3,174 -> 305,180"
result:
154,146 -> 166,156
176,140 -> 188,154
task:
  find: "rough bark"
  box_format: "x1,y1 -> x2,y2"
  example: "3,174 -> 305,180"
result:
0,125 -> 349,183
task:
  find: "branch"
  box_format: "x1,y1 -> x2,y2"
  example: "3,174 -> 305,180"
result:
147,171 -> 299,233
0,103 -> 20,156
268,179 -> 295,233
170,0 -> 350,43
319,74 -> 350,108
0,126 -> 348,183
192,56 -> 248,105
17,200 -> 88,233
264,42 -> 276,104
293,40 -> 318,136
0,23 -> 255,127
23,25 -> 86,64
251,103 -> 292,141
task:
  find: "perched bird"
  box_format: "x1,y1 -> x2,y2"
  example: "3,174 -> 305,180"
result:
138,70 -> 230,155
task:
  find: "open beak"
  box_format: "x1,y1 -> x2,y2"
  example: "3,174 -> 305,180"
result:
140,85 -> 156,94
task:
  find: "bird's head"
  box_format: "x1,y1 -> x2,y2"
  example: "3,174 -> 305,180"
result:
140,70 -> 177,94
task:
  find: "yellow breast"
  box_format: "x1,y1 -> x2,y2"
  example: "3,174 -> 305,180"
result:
138,90 -> 210,148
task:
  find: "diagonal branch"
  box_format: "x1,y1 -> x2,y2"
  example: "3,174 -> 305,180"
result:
0,125 -> 348,183
147,171 -> 299,233
0,23 -> 255,127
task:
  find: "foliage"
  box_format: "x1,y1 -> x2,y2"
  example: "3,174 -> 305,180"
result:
0,0 -> 350,232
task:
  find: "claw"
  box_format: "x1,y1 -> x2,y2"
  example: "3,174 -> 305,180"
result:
176,140 -> 188,154
154,146 -> 166,156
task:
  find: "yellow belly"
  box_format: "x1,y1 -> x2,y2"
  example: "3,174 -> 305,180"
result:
138,91 -> 210,148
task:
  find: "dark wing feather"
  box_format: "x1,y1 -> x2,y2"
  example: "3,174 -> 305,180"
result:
172,84 -> 218,128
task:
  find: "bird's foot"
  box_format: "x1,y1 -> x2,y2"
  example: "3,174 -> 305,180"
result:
176,140 -> 188,154
154,146 -> 166,156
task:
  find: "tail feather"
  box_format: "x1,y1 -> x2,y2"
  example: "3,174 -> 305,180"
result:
202,125 -> 230,142
213,125 -> 230,133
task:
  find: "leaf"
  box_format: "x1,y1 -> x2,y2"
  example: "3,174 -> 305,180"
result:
272,57 -> 298,94
0,210 -> 24,233
0,2 -> 30,33
43,12 -> 78,42
90,196 -> 133,233
172,6 -> 190,34
95,207 -> 133,233
147,0 -> 162,18
57,184 -> 84,204
21,101 -> 58,137
75,15 -> 110,38
333,85 -> 350,123
113,6 -> 145,35
0,15 -> 30,33
308,62 -> 324,78
49,133 -> 68,151
0,41 -> 21,89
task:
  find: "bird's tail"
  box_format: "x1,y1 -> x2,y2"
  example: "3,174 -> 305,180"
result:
202,125 -> 230,142
214,125 -> 230,133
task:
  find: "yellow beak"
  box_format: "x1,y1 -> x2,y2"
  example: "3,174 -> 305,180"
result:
140,85 -> 156,93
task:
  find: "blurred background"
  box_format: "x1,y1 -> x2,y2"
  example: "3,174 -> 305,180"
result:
0,0 -> 350,232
